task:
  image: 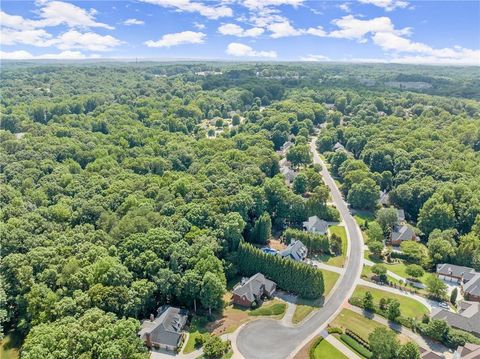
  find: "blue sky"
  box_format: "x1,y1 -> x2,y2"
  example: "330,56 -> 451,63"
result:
1,0 -> 479,64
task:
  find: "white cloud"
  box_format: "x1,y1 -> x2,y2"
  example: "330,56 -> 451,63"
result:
218,23 -> 264,37
339,3 -> 351,12
36,1 -> 114,29
372,32 -> 430,52
1,28 -> 54,47
359,0 -> 409,11
267,20 -> 326,38
300,54 -> 330,61
329,15 -> 409,42
54,30 -> 123,51
0,50 -> 100,60
123,18 -> 144,26
226,42 -> 277,58
193,22 -> 206,30
140,0 -> 232,19
145,31 -> 206,47
242,0 -> 304,10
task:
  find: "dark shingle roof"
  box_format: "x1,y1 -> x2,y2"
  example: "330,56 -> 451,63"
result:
138,306 -> 188,347
232,273 -> 276,302
436,264 -> 477,281
279,240 -> 307,261
391,224 -> 415,242
432,301 -> 480,336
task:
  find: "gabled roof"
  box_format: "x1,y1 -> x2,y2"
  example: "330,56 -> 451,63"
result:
279,240 -> 307,261
464,274 -> 480,297
303,216 -> 329,234
138,306 -> 188,347
391,224 -> 415,242
454,343 -> 480,359
378,191 -> 390,206
333,142 -> 345,151
431,301 -> 480,336
436,263 -> 478,281
396,209 -> 405,222
232,273 -> 276,302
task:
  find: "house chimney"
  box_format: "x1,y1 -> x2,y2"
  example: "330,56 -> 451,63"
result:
150,314 -> 154,322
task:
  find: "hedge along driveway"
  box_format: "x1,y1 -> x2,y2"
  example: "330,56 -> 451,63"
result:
351,285 -> 429,318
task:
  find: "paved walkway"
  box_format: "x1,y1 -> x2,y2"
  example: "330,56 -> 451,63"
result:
311,260 -> 345,274
324,333 -> 361,359
346,305 -> 450,356
363,260 -> 425,289
359,279 -> 445,312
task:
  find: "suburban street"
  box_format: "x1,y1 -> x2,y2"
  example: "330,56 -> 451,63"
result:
235,137 -> 365,359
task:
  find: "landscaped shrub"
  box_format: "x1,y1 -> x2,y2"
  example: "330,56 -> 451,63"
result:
327,327 -> 343,334
249,303 -> 286,316
345,329 -> 370,350
284,228 -> 329,253
309,337 -> 324,359
237,242 -> 324,299
340,334 -> 373,358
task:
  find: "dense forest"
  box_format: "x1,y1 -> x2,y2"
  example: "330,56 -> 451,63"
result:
1,62 -> 479,357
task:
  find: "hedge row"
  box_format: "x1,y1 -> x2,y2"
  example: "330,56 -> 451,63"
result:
340,334 -> 373,358
308,337 -> 324,359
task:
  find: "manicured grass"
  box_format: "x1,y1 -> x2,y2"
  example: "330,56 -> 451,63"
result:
340,334 -> 372,358
249,302 -> 286,316
323,270 -> 340,297
323,226 -> 347,268
312,338 -> 347,359
331,309 -> 387,340
183,316 -> 209,354
0,331 -> 22,359
353,210 -> 375,227
292,270 -> 339,324
351,285 -> 429,318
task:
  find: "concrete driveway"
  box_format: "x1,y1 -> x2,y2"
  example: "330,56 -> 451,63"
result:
235,137 -> 365,359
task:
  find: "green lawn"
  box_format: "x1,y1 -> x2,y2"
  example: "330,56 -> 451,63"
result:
318,226 -> 347,267
331,309 -> 387,340
0,331 -> 22,359
312,339 -> 347,359
353,210 -> 375,227
249,302 -> 286,316
292,270 -> 339,324
183,316 -> 209,354
351,285 -> 429,318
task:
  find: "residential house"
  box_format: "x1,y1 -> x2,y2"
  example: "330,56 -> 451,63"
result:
389,223 -> 418,246
333,142 -> 345,152
378,191 -> 390,207
279,240 -> 308,261
431,301 -> 480,336
138,306 -> 188,351
232,273 -> 276,307
280,141 -> 293,153
303,215 -> 329,235
419,348 -> 443,359
396,209 -> 405,223
454,343 -> 480,359
436,264 -> 480,302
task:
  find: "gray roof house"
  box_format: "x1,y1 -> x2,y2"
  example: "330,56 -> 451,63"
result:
232,273 -> 276,307
437,264 -> 478,282
138,306 -> 188,351
431,301 -> 480,336
303,215 -> 329,235
454,343 -> 480,359
279,240 -> 308,261
281,141 -> 293,152
378,191 -> 390,207
436,264 -> 480,301
389,223 -> 417,244
396,209 -> 406,223
333,142 -> 345,152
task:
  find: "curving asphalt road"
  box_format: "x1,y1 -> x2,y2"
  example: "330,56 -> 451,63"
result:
235,137 -> 365,359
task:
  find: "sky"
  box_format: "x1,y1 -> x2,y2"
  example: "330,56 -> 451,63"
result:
1,0 -> 479,64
